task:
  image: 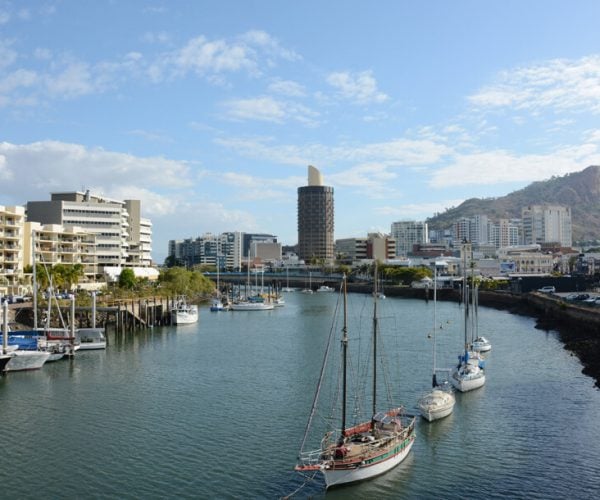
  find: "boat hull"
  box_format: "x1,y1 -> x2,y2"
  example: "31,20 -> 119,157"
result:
0,354 -> 11,372
172,310 -> 199,324
450,368 -> 485,392
229,303 -> 274,311
5,350 -> 50,371
323,436 -> 415,488
418,390 -> 455,422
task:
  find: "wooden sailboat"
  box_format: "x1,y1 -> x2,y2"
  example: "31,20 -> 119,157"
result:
295,271 -> 415,489
418,261 -> 455,421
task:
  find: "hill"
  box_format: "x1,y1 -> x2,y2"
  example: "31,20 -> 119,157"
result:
426,165 -> 600,244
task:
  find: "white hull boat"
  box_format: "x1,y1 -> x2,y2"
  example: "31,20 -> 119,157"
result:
450,363 -> 486,392
418,388 -> 455,422
171,302 -> 199,324
76,328 -> 107,350
472,336 -> 492,352
230,301 -> 274,311
5,350 -> 50,371
316,285 -> 334,293
322,433 -> 414,488
296,270 -> 416,490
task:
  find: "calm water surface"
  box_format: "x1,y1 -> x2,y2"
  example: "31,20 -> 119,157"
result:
1,292 -> 599,499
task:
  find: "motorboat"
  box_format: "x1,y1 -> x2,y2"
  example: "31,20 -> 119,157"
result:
171,298 -> 199,324
75,328 -> 107,350
316,285 -> 335,293
472,336 -> 492,352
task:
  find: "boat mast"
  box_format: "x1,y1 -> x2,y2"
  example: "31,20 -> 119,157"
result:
32,229 -> 38,329
463,242 -> 470,355
372,263 -> 378,417
432,264 -> 438,388
341,275 -> 348,437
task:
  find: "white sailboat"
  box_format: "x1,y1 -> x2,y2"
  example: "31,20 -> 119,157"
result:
281,267 -> 295,292
301,272 -> 313,294
450,244 -> 485,392
471,287 -> 492,352
2,302 -> 50,372
295,271 -> 416,489
418,262 -> 455,422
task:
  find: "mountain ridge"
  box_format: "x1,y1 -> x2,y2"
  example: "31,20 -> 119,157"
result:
426,165 -> 600,243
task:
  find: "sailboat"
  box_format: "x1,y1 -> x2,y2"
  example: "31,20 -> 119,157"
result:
295,272 -> 416,489
418,262 -> 455,421
281,266 -> 294,293
471,287 -> 492,352
210,258 -> 226,311
1,301 -> 50,372
450,244 -> 485,392
301,271 -> 313,294
230,263 -> 274,311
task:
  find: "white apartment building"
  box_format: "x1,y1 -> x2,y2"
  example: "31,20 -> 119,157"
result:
489,219 -> 520,248
23,222 -> 98,283
0,205 -> 25,295
522,205 -> 572,247
169,231 -> 243,270
27,191 -> 153,272
391,221 -> 428,257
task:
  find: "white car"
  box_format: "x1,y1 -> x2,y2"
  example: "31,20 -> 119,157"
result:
538,286 -> 556,293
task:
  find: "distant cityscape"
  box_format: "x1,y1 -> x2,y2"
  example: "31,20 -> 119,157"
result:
169,165 -> 589,279
0,166 -> 594,297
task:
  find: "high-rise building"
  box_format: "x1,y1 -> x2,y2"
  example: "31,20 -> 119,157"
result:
297,165 -> 334,263
391,220 -> 428,257
522,205 -> 572,247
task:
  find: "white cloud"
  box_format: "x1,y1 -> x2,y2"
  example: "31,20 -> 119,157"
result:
268,78 -> 306,97
0,39 -> 17,69
149,30 -> 298,82
374,199 -> 466,219
0,141 -> 192,200
429,144 -> 600,188
215,135 -> 452,167
469,55 -> 600,114
326,70 -> 388,104
221,96 -> 319,125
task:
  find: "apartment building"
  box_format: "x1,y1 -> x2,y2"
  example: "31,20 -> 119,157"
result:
0,205 -> 25,295
27,191 -> 153,273
168,231 -> 243,270
522,205 -> 572,248
391,220 -> 428,257
23,222 -> 98,282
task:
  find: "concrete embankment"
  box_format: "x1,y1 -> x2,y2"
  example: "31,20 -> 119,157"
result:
347,284 -> 600,389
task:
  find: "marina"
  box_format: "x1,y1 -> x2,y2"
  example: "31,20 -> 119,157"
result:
1,291 -> 600,498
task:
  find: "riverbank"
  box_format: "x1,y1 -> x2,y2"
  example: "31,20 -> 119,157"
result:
347,283 -> 600,389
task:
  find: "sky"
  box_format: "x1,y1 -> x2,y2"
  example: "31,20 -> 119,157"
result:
2,1 -> 600,263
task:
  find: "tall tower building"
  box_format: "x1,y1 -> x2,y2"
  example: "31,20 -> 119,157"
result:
297,165 -> 334,263
391,220 -> 428,257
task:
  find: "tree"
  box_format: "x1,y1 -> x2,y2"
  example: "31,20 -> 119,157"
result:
118,268 -> 137,289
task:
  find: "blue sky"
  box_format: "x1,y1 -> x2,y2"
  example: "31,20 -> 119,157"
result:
2,1 -> 600,262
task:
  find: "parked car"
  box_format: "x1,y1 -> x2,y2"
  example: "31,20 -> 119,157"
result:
574,293 -> 590,301
538,286 -> 556,293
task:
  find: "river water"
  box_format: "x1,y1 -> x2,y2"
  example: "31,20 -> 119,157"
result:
1,292 -> 599,499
